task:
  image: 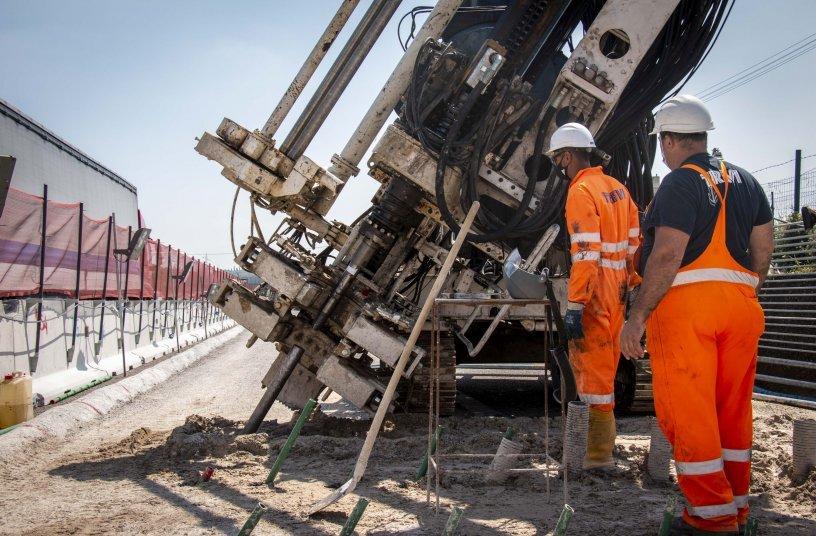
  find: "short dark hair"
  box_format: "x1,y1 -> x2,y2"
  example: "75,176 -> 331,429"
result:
660,131 -> 707,144
560,148 -> 592,162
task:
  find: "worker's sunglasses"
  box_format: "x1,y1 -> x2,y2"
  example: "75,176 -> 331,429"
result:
550,151 -> 568,168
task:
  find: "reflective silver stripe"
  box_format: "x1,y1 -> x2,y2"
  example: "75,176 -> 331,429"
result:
629,228 -> 639,237
628,245 -> 638,255
572,251 -> 600,262
601,240 -> 628,252
733,495 -> 749,508
675,457 -> 723,475
687,502 -> 737,519
579,392 -> 614,404
672,268 -> 759,288
600,258 -> 626,270
570,232 -> 601,243
722,448 -> 751,462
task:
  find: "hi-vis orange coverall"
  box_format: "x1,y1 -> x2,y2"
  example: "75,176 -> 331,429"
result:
566,166 -> 640,412
647,162 -> 764,532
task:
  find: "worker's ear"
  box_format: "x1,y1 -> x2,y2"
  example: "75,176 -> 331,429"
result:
659,133 -> 673,152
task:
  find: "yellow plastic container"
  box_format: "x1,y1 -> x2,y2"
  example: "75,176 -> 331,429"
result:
0,371 -> 34,428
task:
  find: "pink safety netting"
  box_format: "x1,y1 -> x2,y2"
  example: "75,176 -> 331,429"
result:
0,188 -> 231,299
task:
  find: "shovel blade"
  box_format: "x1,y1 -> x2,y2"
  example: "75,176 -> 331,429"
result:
307,477 -> 358,515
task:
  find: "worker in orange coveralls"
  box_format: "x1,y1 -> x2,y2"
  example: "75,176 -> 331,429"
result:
620,95 -> 774,535
546,122 -> 641,470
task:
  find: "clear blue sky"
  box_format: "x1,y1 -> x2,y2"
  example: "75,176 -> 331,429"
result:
1,1 -> 814,267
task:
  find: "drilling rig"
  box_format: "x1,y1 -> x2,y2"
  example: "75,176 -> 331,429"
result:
196,0 -> 732,432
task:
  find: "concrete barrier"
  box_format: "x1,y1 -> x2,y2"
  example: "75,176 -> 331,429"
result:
0,297 -> 234,404
0,325 -> 243,461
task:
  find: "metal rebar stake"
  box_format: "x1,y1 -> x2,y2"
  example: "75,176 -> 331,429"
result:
561,375 -> 568,506
544,306 -> 551,503
426,304 -> 436,507
434,304 -> 441,514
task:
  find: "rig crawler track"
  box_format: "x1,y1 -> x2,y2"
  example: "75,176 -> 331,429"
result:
615,357 -> 654,414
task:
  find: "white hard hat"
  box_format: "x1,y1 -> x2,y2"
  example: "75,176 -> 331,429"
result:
651,94 -> 714,135
546,122 -> 596,157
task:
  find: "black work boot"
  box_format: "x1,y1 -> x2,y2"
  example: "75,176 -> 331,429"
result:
669,517 -> 739,535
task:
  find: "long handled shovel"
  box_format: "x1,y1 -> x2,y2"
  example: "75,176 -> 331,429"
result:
307,202 -> 481,515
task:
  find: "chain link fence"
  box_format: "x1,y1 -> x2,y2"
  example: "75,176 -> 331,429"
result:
760,167 -> 816,218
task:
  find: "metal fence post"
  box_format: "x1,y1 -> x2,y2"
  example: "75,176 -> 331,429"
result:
124,226 -> 132,297
32,184 -> 48,373
794,149 -> 802,214
193,260 -> 201,327
174,248 -> 181,339
122,225 -> 132,349
162,244 -> 172,336
68,201 -> 83,363
96,214 -> 113,356
136,226 -> 146,344
203,263 -> 209,336
182,252 -> 189,328
151,239 -> 160,339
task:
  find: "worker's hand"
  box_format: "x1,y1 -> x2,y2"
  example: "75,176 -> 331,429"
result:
564,306 -> 584,340
620,318 -> 646,360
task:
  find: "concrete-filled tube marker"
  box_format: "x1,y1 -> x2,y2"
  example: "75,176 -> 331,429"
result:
487,430 -> 523,484
792,418 -> 816,482
647,417 -> 672,482
564,401 -> 588,476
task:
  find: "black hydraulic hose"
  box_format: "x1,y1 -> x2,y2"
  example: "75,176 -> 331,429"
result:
437,102 -> 556,243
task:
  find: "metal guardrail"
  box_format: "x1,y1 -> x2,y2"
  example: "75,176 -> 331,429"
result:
756,219 -> 816,400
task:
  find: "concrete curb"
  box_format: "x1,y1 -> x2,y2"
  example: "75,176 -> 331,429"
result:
0,325 -> 244,461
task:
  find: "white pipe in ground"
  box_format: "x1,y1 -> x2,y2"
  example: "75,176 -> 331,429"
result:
792,418 -> 816,482
486,437 -> 523,484
564,400 -> 588,476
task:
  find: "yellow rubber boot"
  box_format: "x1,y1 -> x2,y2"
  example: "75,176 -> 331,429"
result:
584,407 -> 616,470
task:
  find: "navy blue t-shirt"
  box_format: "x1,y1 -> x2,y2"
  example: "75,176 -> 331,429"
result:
639,153 -> 772,273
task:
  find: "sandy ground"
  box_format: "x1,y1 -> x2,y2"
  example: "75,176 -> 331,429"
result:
1,330 -> 814,535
